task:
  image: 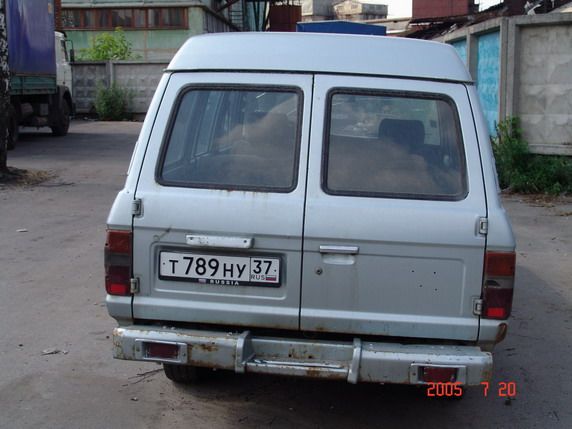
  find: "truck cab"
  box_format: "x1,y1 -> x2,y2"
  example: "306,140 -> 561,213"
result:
55,31 -> 73,97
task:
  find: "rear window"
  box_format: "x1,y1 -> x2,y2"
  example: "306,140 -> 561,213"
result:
324,91 -> 467,200
158,87 -> 301,192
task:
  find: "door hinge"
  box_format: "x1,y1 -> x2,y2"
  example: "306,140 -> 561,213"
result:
130,277 -> 140,294
132,199 -> 142,217
473,298 -> 483,316
478,217 -> 488,235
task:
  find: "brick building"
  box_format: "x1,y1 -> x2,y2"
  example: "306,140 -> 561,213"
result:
412,0 -> 478,20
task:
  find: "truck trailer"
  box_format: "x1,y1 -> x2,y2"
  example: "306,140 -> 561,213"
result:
5,0 -> 74,149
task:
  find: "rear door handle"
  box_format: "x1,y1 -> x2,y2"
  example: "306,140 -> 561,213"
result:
319,245 -> 359,255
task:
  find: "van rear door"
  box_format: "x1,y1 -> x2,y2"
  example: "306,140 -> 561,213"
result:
301,75 -> 486,341
132,72 -> 312,330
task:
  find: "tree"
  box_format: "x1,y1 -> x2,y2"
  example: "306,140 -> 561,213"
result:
0,0 -> 10,177
79,28 -> 137,61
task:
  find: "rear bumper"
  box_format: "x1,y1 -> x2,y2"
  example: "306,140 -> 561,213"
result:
113,326 -> 492,385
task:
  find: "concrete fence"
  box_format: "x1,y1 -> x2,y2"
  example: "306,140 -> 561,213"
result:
437,12 -> 572,156
72,61 -> 168,116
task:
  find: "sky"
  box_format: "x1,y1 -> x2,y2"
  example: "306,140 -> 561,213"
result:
383,0 -> 504,18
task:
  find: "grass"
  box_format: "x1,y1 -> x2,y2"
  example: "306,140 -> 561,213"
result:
492,118 -> 572,195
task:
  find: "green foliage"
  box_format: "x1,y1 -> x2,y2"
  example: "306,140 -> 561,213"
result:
94,84 -> 133,121
79,28 -> 136,61
493,117 -> 572,195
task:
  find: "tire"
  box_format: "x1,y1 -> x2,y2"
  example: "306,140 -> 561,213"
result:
163,364 -> 211,384
7,111 -> 19,150
51,100 -> 71,137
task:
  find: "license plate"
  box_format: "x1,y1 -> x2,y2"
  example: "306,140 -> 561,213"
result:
159,251 -> 281,287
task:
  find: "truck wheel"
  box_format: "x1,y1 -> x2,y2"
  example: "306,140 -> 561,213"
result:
163,364 -> 212,384
7,112 -> 19,150
51,100 -> 71,137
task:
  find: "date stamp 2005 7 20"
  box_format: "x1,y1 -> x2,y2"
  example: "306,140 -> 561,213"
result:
426,381 -> 517,398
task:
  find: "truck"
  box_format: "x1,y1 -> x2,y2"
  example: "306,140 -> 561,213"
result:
5,0 -> 74,149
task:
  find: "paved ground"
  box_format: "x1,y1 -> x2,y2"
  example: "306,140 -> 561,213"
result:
1,121 -> 571,429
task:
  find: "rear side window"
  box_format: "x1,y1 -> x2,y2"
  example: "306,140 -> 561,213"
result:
159,87 -> 301,192
324,91 -> 467,200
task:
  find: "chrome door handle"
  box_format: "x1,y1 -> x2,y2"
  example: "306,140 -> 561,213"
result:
186,234 -> 253,249
319,245 -> 359,255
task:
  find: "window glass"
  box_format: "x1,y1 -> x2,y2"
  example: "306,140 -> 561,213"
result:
164,8 -> 184,27
98,10 -> 111,28
61,40 -> 68,62
161,8 -> 172,26
83,10 -> 95,28
148,9 -> 161,27
133,9 -> 146,28
325,92 -> 467,200
112,9 -> 133,27
62,7 -> 187,29
160,88 -> 300,191
62,10 -> 80,28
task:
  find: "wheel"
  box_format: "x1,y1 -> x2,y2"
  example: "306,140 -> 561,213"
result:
51,100 -> 71,137
7,110 -> 19,150
163,364 -> 212,384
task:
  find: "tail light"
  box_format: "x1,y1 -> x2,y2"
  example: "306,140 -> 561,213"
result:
482,251 -> 516,320
105,230 -> 132,296
421,366 -> 458,383
144,342 -> 181,360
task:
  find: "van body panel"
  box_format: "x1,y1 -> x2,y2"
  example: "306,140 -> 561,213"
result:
168,33 -> 472,83
131,72 -> 314,330
465,85 -> 516,253
300,75 -> 487,340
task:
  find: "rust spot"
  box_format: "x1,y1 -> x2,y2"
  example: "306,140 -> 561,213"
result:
198,342 -> 218,353
303,367 -> 344,380
305,367 -> 323,378
495,323 -> 508,344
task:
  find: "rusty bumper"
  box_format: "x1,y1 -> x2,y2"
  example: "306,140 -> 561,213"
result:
113,326 -> 492,385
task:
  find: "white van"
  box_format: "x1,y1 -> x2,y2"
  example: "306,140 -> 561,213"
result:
105,33 -> 516,387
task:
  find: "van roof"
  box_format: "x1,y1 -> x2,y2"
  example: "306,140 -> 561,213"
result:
168,33 -> 472,83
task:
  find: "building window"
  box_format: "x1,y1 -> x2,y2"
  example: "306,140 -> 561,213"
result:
133,9 -> 146,28
84,10 -> 96,28
98,10 -> 111,28
112,10 -> 133,28
148,8 -> 161,28
62,10 -> 81,28
62,8 -> 188,30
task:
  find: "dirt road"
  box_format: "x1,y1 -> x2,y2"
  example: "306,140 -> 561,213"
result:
1,121 -> 570,428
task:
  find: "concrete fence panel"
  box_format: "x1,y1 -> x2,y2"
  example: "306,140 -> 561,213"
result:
513,17 -> 572,155
72,61 -> 168,115
111,62 -> 168,114
72,62 -> 107,114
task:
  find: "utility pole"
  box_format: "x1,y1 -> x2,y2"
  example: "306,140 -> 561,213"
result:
0,0 -> 9,176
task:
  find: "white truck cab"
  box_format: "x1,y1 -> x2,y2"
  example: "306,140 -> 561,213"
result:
106,33 -> 516,387
55,31 -> 73,97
